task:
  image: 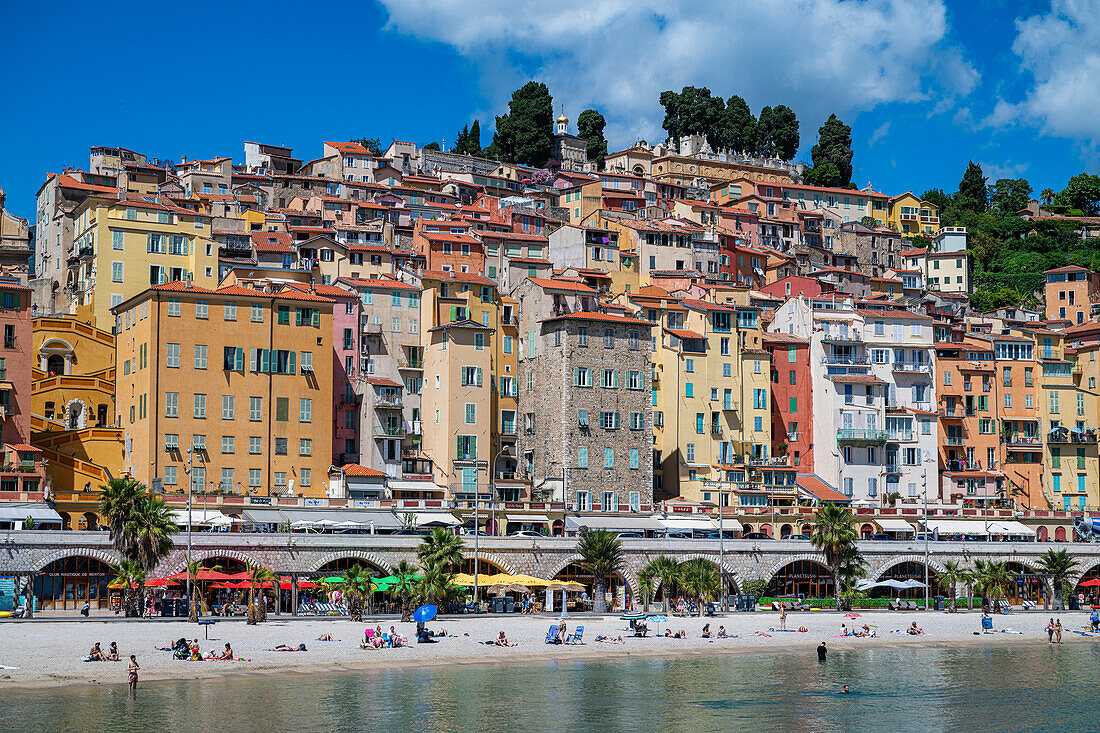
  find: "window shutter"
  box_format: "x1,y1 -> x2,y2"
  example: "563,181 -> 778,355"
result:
614,412 -> 621,429
312,310 -> 320,327
288,351 -> 296,374
147,233 -> 153,253
250,349 -> 258,372
183,237 -> 189,256
235,348 -> 244,371
261,349 -> 270,372
573,368 -> 579,386
476,367 -> 482,387
295,308 -> 302,326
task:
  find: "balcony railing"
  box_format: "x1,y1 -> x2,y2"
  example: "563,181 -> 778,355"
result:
374,396 -> 403,409
1047,432 -> 1098,444
837,429 -> 888,443
1004,435 -> 1040,447
886,431 -> 914,442
884,463 -> 901,474
821,333 -> 864,345
892,362 -> 932,374
373,426 -> 406,438
822,355 -> 869,365
939,408 -> 962,418
945,436 -> 964,445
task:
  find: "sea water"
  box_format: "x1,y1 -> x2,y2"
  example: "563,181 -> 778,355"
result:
3,644 -> 1099,732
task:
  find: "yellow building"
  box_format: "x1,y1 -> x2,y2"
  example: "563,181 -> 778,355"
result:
1036,328 -> 1100,510
70,194 -> 217,328
887,192 -> 940,235
112,280 -> 333,497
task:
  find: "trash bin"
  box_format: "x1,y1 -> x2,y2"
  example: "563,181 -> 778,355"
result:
505,597 -> 514,613
491,596 -> 505,614
1070,596 -> 1080,610
177,597 -> 190,618
933,595 -> 945,611
745,595 -> 756,612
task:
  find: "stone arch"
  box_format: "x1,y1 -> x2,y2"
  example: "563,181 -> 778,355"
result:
40,337 -> 75,376
549,555 -> 636,598
63,397 -> 88,430
307,550 -> 393,574
160,548 -> 266,576
870,554 -> 948,581
460,551 -> 517,575
34,547 -> 119,572
988,556 -> 1042,574
761,551 -> 827,582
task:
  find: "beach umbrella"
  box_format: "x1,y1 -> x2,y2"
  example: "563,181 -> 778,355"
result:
144,578 -> 177,587
509,574 -> 552,587
507,584 -> 531,594
648,615 -> 667,635
413,604 -> 437,623
1079,579 -> 1100,587
322,576 -> 346,584
487,584 -> 508,595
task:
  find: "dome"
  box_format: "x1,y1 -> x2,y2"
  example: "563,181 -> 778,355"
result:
556,114 -> 568,123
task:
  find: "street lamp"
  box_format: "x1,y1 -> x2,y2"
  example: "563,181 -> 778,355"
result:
922,469 -> 930,610
184,448 -> 194,602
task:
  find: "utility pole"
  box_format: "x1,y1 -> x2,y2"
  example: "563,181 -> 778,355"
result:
184,449 -> 194,602
923,469 -> 929,610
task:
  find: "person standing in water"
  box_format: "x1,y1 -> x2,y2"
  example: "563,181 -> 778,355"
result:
817,641 -> 827,660
127,655 -> 139,691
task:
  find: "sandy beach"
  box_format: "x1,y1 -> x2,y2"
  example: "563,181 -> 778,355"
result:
1,608 -> 1095,690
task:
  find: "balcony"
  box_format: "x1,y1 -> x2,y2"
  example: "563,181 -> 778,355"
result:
373,426 -> 406,438
886,431 -> 914,442
1047,430 -> 1098,445
884,463 -> 901,474
822,354 -> 869,365
945,436 -> 964,446
821,333 -> 864,345
1004,435 -> 1040,448
362,322 -> 382,335
938,408 -> 963,419
837,428 -> 888,444
374,395 -> 403,409
748,456 -> 790,467
891,362 -> 932,375
399,357 -> 424,370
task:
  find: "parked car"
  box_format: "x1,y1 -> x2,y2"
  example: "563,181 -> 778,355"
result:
869,533 -> 893,541
393,528 -> 428,535
743,531 -> 772,540
460,529 -> 490,536
705,531 -> 738,540
509,530 -> 543,537
616,532 -> 645,538
660,531 -> 692,539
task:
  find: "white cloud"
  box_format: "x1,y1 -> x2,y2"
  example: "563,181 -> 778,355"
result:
868,122 -> 891,146
987,0 -> 1100,144
378,0 -> 975,152
980,160 -> 1031,181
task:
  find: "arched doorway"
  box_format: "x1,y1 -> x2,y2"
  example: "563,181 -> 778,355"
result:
767,560 -> 833,600
201,556 -> 248,575
35,556 -> 112,610
1055,526 -> 1067,542
315,557 -> 386,575
459,558 -> 507,576
759,523 -> 772,538
554,561 -> 631,612
1005,561 -> 1042,605
878,561 -> 939,599
46,354 -> 65,376
780,524 -> 794,539
1036,526 -> 1048,542
860,523 -> 874,539
551,519 -> 565,537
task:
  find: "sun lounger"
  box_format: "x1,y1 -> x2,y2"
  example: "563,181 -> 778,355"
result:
904,601 -> 918,611
888,600 -> 901,611
996,600 -> 1012,614
790,601 -> 804,611
1021,600 -> 1036,610
566,625 -> 584,644
545,624 -> 561,644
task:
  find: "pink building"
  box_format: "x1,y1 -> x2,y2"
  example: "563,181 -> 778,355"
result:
0,278 -> 44,493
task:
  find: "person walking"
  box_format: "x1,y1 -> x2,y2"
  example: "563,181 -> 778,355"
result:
779,604 -> 787,631
1046,618 -> 1055,645
127,655 -> 140,691
1055,619 -> 1063,644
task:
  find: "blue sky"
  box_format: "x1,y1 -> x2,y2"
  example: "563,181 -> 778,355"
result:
4,0 -> 1100,218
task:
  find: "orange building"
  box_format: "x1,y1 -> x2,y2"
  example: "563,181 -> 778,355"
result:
1044,265 -> 1100,325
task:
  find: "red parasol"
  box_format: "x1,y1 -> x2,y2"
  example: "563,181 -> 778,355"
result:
144,578 -> 178,587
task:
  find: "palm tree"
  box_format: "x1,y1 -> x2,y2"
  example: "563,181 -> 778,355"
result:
810,504 -> 863,610
972,559 -> 1013,613
1041,188 -> 1055,206
637,567 -> 655,613
185,559 -> 220,623
98,477 -> 145,557
245,561 -> 275,625
389,560 -> 418,622
416,528 -> 465,573
110,559 -> 145,617
939,561 -> 965,612
644,555 -> 680,613
677,559 -> 721,616
576,529 -> 624,614
412,561 -> 454,609
122,494 -> 177,615
1038,549 -> 1078,611
341,564 -> 369,622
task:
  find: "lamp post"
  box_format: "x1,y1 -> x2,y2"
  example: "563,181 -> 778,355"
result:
472,459 -> 490,603
922,469 -> 929,611
184,448 -> 194,602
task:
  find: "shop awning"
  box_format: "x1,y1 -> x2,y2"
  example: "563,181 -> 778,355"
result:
656,517 -> 719,532
170,509 -> 224,525
565,515 -> 664,532
241,508 -> 286,524
506,514 -> 551,524
987,520 -> 1034,536
0,502 -> 62,524
412,512 -> 461,527
280,509 -> 403,529
922,519 -> 1031,536
874,518 -> 916,533
387,480 -> 445,494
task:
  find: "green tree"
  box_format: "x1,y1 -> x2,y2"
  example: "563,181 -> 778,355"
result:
1037,549 -> 1078,610
453,120 -> 482,157
110,559 -> 145,617
757,104 -> 799,160
809,114 -> 854,186
576,109 -> 608,167
859,215 -> 878,228
659,86 -> 725,150
416,528 -> 465,573
98,477 -> 146,558
340,564 -> 371,622
643,555 -> 680,613
422,142 -> 441,152
989,178 -> 1033,214
921,188 -> 953,213
677,559 -> 721,616
804,160 -> 841,188
185,558 -> 220,623
939,560 -> 965,612
810,504 -> 863,610
637,566 -> 655,613
970,286 -> 1020,313
245,561 -> 275,625
1040,188 -> 1055,205
1056,172 -> 1100,215
453,124 -> 471,155
576,529 -> 623,614
971,559 -> 1012,613
719,94 -> 758,154
490,81 -> 554,166
389,560 -> 418,622
353,137 -> 382,154
956,161 -> 988,213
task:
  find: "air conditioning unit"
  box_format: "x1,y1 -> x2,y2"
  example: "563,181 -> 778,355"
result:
301,365 -> 314,374
164,438 -> 177,450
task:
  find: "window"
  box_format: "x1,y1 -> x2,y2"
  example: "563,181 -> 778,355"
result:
274,472 -> 287,487
222,435 -> 235,454
685,358 -> 694,373
630,412 -> 644,430
193,393 -> 206,419
578,446 -> 588,468
224,302 -> 237,321
299,438 -> 312,456
627,370 -> 642,389
275,438 -> 288,455
222,395 -> 234,420
164,466 -> 178,485
573,368 -> 591,387
604,448 -> 614,468
299,398 -> 312,422
249,437 -> 262,455
276,397 -> 289,422
601,369 -> 618,388
193,344 -> 207,370
599,411 -> 620,429
111,261 -> 124,283
603,329 -> 614,348
251,303 -> 263,322
166,298 -> 181,317
465,403 -> 477,424
165,392 -> 178,418
166,343 -> 180,368
248,468 -> 261,487
195,300 -> 208,319
578,327 -> 588,346
686,443 -> 695,463
300,469 -> 311,487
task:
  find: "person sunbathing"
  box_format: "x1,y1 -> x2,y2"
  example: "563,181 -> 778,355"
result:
217,643 -> 233,660
88,643 -> 107,661
633,621 -> 648,637
717,626 -> 727,638
270,643 -> 307,652
595,635 -> 625,643
907,622 -> 924,636
317,634 -> 333,642
107,642 -> 120,661
664,629 -> 672,638
701,624 -> 712,638
497,631 -> 512,647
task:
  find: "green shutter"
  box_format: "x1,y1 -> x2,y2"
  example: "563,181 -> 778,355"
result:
260,349 -> 270,372
288,351 -> 296,374
476,367 -> 482,387
235,348 -> 244,370
295,308 -> 302,326
312,310 -> 320,327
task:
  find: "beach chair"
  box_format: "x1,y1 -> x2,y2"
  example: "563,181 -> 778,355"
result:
790,601 -> 804,612
996,599 -> 1012,614
903,601 -> 917,611
1021,600 -> 1036,610
545,624 -> 561,644
888,600 -> 901,611
566,625 -> 584,644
